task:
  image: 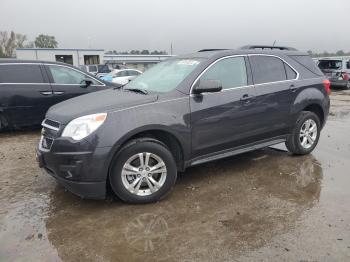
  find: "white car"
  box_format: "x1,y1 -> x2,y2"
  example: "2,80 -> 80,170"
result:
100,69 -> 142,85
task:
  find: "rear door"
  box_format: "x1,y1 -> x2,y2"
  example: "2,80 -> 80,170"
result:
44,64 -> 106,105
0,63 -> 55,127
248,55 -> 298,139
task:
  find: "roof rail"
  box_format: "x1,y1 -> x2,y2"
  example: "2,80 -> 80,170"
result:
239,45 -> 298,51
198,49 -> 229,52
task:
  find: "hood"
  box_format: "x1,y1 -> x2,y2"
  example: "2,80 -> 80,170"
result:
46,89 -> 158,124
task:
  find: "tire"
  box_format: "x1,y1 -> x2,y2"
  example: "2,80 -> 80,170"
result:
109,138 -> 177,204
285,111 -> 321,155
346,81 -> 350,90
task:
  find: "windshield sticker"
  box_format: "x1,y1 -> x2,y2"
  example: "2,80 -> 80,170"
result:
177,60 -> 200,66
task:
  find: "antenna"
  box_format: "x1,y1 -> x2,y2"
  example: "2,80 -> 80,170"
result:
272,40 -> 276,46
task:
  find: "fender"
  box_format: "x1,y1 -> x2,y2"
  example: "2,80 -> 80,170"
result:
100,124 -> 190,180
290,86 -> 329,127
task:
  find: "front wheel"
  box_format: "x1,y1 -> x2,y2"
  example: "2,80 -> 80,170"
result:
285,111 -> 321,155
109,139 -> 177,203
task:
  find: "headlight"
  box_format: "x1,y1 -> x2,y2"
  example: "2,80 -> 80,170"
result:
62,113 -> 107,141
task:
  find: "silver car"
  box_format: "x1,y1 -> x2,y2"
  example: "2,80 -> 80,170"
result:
317,58 -> 350,89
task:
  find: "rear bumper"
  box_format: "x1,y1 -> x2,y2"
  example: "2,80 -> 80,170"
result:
36,141 -> 112,199
329,79 -> 348,87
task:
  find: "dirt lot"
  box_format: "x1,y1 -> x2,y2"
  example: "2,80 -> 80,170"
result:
1,90 -> 350,262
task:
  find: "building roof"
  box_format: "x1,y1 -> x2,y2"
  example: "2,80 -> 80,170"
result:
16,48 -> 104,51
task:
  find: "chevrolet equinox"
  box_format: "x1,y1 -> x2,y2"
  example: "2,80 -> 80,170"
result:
36,45 -> 330,203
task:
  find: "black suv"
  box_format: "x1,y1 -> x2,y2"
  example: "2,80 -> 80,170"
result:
0,60 -> 117,131
36,46 -> 330,203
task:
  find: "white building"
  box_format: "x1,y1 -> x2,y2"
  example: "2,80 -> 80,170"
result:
16,48 -> 104,67
16,48 -> 174,71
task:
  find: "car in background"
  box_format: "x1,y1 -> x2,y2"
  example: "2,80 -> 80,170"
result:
100,69 -> 142,85
317,58 -> 350,89
0,60 -> 119,131
79,64 -> 111,78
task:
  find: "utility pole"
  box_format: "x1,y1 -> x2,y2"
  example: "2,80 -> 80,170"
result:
170,42 -> 173,55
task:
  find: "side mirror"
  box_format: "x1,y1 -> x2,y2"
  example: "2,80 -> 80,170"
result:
80,79 -> 93,88
193,79 -> 222,94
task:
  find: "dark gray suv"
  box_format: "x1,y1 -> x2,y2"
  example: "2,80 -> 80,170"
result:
36,45 -> 330,203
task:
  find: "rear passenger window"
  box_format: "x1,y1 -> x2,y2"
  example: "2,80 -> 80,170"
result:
284,63 -> 297,80
0,64 -> 44,83
250,56 -> 286,84
346,61 -> 350,69
201,56 -> 247,89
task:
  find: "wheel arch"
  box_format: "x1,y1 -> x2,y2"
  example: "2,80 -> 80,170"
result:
107,126 -> 186,177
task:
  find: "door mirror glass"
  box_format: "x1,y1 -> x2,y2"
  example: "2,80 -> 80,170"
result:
80,78 -> 93,88
193,79 -> 222,94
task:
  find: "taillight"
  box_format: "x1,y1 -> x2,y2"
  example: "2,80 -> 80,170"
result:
341,72 -> 349,81
323,79 -> 331,95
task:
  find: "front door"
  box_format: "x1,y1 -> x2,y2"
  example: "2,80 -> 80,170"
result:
190,56 -> 259,159
44,64 -> 104,105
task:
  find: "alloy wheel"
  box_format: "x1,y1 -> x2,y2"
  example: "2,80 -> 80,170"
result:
299,119 -> 318,149
121,152 -> 167,196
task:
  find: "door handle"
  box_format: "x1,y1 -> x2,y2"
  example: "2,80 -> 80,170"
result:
53,91 -> 65,95
240,94 -> 253,103
40,91 -> 53,95
290,84 -> 298,92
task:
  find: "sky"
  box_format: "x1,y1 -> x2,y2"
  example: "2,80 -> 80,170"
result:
1,0 -> 350,54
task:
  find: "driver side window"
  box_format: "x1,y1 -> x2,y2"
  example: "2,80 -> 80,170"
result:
201,56 -> 247,89
48,65 -> 98,85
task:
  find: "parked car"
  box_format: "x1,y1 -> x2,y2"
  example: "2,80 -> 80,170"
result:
79,64 -> 111,78
37,45 -> 330,203
317,58 -> 350,89
0,60 -> 119,131
100,69 -> 142,85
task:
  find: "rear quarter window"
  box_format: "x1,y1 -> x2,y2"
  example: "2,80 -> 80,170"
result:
289,55 -> 323,76
0,64 -> 44,83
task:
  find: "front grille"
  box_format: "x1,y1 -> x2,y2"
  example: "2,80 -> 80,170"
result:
42,119 -> 60,130
41,136 -> 54,150
40,118 -> 61,151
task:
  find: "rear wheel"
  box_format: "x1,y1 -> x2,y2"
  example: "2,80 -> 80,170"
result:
109,139 -> 177,203
285,111 -> 321,155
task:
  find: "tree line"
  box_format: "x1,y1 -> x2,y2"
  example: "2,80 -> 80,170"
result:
106,50 -> 168,55
308,50 -> 350,57
0,30 -> 58,58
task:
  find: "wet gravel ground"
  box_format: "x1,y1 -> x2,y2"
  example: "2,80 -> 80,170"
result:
1,90 -> 350,262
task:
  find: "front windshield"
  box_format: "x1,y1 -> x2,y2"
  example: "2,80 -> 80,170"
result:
125,58 -> 203,93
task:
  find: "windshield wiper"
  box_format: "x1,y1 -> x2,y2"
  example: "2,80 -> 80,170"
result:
123,88 -> 148,95
113,83 -> 127,90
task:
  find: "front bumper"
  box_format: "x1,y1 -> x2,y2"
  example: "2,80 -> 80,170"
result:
36,138 -> 112,199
